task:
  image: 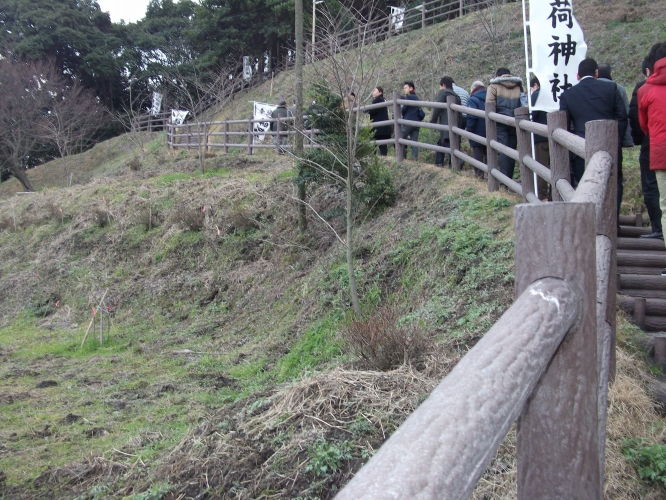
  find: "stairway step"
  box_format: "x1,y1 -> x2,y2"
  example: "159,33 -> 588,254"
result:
618,295 -> 666,316
617,252 -> 666,267
617,237 -> 666,251
619,289 -> 666,299
619,226 -> 653,237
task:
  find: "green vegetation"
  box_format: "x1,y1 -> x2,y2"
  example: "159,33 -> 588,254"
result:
622,439 -> 666,488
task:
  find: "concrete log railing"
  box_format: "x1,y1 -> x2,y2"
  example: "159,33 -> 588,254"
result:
160,90 -> 618,497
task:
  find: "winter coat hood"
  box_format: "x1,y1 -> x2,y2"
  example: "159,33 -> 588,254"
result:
648,58 -> 666,86
489,75 -> 524,89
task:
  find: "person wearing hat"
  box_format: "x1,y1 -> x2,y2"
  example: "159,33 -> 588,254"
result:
271,100 -> 289,154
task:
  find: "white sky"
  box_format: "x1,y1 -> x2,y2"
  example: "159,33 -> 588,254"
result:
97,0 -> 152,24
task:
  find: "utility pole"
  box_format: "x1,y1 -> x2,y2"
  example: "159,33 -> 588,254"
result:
311,0 -> 323,62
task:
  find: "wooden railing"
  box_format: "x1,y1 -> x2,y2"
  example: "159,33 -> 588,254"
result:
133,112 -> 171,132
332,96 -> 618,498
164,94 -> 619,497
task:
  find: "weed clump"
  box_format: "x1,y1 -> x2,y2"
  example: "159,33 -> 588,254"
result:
176,206 -> 205,231
92,207 -> 111,228
230,205 -> 258,233
622,438 -> 666,488
127,156 -> 141,171
343,306 -> 432,371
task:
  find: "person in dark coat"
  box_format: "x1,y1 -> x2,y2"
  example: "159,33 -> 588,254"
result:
530,77 -> 550,199
466,80 -> 487,178
559,58 -> 628,214
430,76 -> 461,167
271,100 -> 289,154
401,81 -> 422,160
630,57 -> 662,238
367,86 -> 391,156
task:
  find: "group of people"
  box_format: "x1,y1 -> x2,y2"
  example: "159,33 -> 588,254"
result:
362,47 -> 666,249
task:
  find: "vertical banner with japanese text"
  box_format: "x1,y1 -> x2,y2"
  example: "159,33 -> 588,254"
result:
151,92 -> 163,116
526,0 -> 587,112
243,56 -> 252,81
390,7 -> 405,31
253,102 -> 278,142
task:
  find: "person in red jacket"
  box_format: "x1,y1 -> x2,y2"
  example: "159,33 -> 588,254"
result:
638,42 -> 666,273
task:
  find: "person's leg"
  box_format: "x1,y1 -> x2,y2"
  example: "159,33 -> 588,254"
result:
401,126 -> 410,158
471,146 -> 485,177
655,171 -> 666,274
496,124 -> 515,179
571,155 -> 585,187
410,128 -> 420,160
535,141 -> 551,199
640,143 -> 662,235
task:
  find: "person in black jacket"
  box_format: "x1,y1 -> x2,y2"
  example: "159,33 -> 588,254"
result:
466,80 -> 487,178
368,86 -> 392,156
401,81 -> 422,160
430,76 -> 461,167
530,77 -> 550,199
559,58 -> 628,215
629,58 -> 662,238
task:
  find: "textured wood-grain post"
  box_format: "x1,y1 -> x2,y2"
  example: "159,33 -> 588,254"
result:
515,107 -> 535,202
187,124 -> 192,150
634,297 -> 646,330
247,115 -> 254,155
421,2 -> 426,28
636,213 -> 643,227
586,119 -> 618,385
459,0 -> 464,17
393,91 -> 404,163
224,119 -> 229,153
514,201 -> 601,499
485,102 -> 499,191
447,94 -> 461,171
547,110 -> 569,201
203,123 -> 209,153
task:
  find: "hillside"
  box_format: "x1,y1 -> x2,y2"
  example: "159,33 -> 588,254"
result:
2,0 -> 666,497
210,0 -> 666,121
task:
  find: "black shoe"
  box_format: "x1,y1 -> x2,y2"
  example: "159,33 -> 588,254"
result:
662,268 -> 666,277
640,232 -> 664,239
435,164 -> 443,167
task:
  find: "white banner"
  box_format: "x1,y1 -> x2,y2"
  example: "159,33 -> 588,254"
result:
243,56 -> 252,81
171,109 -> 189,126
150,92 -> 163,116
528,0 -> 587,112
253,102 -> 278,142
390,7 -> 405,31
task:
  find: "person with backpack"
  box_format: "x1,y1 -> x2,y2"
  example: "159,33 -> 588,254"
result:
401,81 -> 423,161
486,68 -> 524,180
430,76 -> 461,168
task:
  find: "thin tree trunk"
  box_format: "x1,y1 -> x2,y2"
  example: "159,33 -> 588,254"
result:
10,163 -> 35,192
295,0 -> 307,231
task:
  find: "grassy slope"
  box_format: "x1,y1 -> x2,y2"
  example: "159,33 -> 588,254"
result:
1,0 -> 666,497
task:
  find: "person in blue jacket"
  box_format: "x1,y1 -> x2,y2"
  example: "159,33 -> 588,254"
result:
401,81 -> 422,160
466,80 -> 487,178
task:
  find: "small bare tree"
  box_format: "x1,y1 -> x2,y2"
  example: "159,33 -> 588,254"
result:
0,58 -> 62,191
41,79 -> 103,187
110,80 -> 153,163
165,65 -> 245,173
291,2 -> 396,315
472,0 -> 509,69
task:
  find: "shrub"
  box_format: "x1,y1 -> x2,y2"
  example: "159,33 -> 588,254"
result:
127,156 -> 141,171
622,438 -> 666,487
229,204 -> 258,233
305,437 -> 352,477
137,208 -> 162,231
177,206 -> 205,231
342,305 -> 432,371
92,207 -> 111,228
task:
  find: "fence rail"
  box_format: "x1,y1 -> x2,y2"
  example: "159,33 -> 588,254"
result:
160,93 -> 619,497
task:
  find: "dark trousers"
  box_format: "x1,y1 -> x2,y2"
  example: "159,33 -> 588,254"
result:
497,124 -> 517,179
402,126 -> 420,160
535,141 -> 550,199
435,137 -> 450,166
640,141 -> 662,233
374,133 -> 391,156
471,145 -> 487,177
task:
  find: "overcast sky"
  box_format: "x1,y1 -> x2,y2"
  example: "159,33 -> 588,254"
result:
96,0 -> 152,24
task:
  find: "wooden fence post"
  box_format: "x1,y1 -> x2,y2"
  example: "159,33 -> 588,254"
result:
485,102 -> 499,191
224,119 -> 229,153
187,124 -> 192,150
247,115 -> 254,155
459,0 -> 464,17
446,94 -> 461,171
393,91 -> 404,163
514,201 -> 601,499
204,122 -> 209,153
421,2 -> 426,28
515,107 -> 535,202
547,110 -> 570,201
